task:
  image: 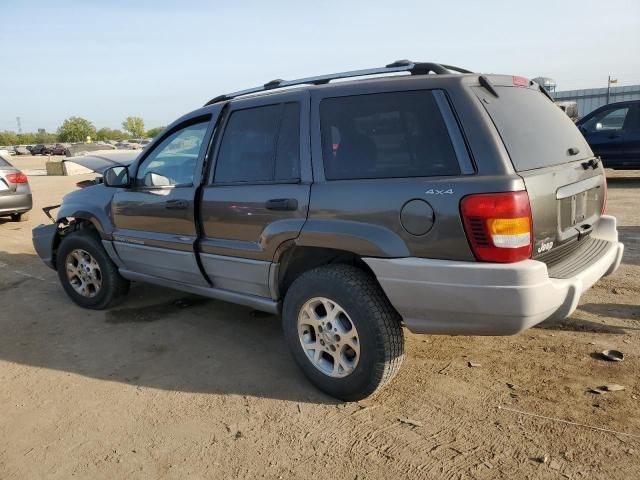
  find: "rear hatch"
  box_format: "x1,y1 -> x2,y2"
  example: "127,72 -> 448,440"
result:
474,78 -> 606,274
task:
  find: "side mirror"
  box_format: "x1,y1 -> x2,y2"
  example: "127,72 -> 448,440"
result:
103,166 -> 130,187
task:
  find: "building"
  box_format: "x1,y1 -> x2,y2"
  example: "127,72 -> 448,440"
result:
554,84 -> 640,119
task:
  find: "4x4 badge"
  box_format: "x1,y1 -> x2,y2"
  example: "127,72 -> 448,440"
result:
425,189 -> 454,195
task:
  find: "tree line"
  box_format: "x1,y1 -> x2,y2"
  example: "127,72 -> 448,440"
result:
0,116 -> 166,145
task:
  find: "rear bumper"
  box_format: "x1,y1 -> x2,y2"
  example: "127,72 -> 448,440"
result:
0,193 -> 32,214
364,215 -> 624,336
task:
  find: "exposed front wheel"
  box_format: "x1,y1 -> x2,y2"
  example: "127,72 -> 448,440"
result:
57,232 -> 130,309
283,264 -> 404,401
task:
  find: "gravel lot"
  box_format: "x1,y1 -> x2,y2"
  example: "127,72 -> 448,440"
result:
1,156 -> 639,479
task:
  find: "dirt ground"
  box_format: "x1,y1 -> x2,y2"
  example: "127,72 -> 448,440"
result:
1,156 -> 639,479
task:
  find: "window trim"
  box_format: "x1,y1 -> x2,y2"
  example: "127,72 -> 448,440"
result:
317,88 -> 473,182
209,101 -> 303,186
433,90 -> 475,175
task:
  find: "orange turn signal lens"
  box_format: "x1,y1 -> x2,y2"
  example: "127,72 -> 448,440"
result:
487,217 -> 530,236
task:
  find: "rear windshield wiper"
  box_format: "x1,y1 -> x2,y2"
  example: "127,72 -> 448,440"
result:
478,75 -> 499,98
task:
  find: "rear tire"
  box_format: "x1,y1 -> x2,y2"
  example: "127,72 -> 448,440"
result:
10,212 -> 29,222
56,231 -> 130,309
283,264 -> 404,401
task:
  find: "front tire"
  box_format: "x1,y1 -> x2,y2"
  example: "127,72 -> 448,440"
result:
283,264 -> 404,401
56,232 -> 130,309
10,212 -> 29,222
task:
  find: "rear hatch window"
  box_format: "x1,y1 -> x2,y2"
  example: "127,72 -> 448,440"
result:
478,86 -> 593,171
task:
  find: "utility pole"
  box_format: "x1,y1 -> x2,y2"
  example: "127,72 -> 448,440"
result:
606,76 -> 618,105
16,116 -> 22,134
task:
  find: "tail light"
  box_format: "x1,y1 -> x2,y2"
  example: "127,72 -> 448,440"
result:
5,172 -> 28,184
461,191 -> 533,263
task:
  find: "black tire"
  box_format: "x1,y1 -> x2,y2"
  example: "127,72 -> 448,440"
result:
56,231 -> 130,309
283,264 -> 404,401
10,212 -> 29,222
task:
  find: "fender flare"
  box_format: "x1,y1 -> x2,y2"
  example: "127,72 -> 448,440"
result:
56,205 -> 114,239
286,219 -> 410,259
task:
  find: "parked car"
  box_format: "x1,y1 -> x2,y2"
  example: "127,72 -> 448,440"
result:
32,61 -> 624,400
50,143 -> 69,155
0,150 -> 32,221
29,144 -> 56,155
576,100 -> 640,169
114,141 -> 140,150
0,146 -> 16,155
556,100 -> 578,121
13,146 -> 31,155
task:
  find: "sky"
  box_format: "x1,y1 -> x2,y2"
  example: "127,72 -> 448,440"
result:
1,0 -> 639,133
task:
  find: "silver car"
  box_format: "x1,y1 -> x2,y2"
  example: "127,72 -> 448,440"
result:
0,151 -> 32,221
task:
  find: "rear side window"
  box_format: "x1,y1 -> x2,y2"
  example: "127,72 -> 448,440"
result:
320,91 -> 460,180
0,156 -> 10,167
214,103 -> 300,183
479,86 -> 593,171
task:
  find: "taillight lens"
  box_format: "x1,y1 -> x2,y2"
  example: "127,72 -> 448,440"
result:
461,191 -> 533,263
5,172 -> 28,184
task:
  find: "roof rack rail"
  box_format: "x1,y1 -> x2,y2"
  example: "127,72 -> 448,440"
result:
204,60 -> 473,106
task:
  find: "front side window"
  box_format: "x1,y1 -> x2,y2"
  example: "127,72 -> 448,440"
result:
136,122 -> 208,187
214,103 -> 300,183
581,107 -> 629,133
320,91 -> 460,180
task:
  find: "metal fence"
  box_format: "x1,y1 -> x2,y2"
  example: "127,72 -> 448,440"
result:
554,84 -> 640,119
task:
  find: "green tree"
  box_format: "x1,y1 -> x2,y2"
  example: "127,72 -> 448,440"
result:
0,131 -> 18,145
17,133 -> 36,144
145,126 -> 165,139
122,116 -> 145,138
96,128 -> 127,141
33,130 -> 57,144
57,117 -> 97,142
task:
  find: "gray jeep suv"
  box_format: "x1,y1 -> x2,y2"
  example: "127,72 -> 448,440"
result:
32,61 -> 624,400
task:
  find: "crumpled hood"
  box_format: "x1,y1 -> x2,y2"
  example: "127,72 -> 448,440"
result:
63,150 -> 139,174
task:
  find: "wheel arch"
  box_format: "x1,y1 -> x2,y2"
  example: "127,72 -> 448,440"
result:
275,245 -> 379,299
50,217 -> 103,270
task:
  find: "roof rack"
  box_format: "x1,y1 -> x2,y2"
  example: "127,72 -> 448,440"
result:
204,60 -> 473,106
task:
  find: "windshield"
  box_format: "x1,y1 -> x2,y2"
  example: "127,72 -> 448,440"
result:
478,86 -> 592,171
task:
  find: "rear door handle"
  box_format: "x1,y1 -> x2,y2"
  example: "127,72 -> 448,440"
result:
165,199 -> 189,210
265,198 -> 298,211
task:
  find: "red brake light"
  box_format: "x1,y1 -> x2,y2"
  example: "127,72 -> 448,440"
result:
512,75 -> 529,87
5,172 -> 28,184
460,191 -> 533,263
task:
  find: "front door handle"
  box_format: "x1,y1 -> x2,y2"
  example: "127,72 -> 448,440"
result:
265,198 -> 298,211
165,199 -> 189,210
